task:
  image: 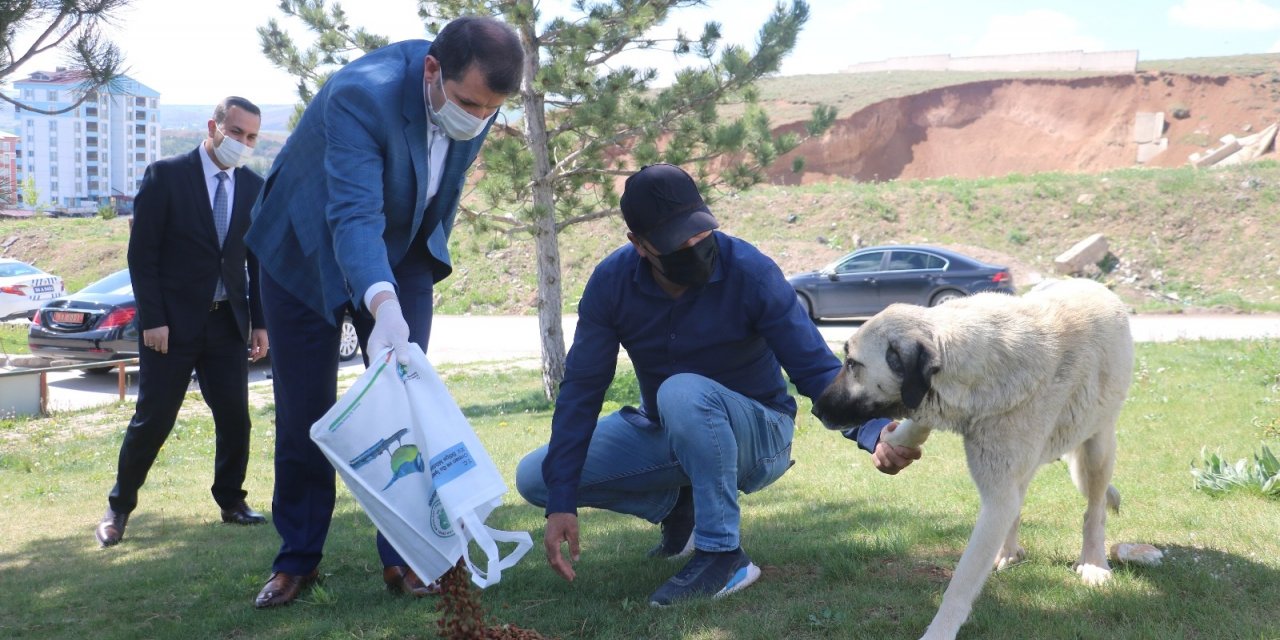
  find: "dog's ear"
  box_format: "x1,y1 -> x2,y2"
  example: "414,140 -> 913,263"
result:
894,335 -> 940,410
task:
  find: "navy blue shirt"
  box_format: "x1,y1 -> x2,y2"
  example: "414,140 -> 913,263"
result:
541,232 -> 885,515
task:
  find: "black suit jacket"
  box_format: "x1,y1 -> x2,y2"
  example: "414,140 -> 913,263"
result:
128,146 -> 265,343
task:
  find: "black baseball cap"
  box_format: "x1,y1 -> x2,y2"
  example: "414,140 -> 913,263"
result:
620,164 -> 719,254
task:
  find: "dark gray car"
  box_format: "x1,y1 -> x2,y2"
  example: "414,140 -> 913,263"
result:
787,245 -> 1014,321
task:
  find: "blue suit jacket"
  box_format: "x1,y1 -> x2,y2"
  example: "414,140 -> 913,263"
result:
246,40 -> 494,319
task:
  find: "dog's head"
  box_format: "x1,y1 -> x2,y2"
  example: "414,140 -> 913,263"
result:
812,305 -> 941,430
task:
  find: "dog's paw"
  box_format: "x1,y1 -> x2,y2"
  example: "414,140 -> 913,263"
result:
994,545 -> 1026,571
1074,562 -> 1112,586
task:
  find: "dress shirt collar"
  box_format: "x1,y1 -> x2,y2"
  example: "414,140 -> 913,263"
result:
199,142 -> 235,187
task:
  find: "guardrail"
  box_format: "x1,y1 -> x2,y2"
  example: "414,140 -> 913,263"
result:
0,358 -> 139,416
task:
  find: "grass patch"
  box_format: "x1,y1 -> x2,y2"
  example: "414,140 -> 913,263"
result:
1,340 -> 1278,638
1,322 -> 28,357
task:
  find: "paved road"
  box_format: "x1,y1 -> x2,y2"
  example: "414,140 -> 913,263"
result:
39,313 -> 1280,412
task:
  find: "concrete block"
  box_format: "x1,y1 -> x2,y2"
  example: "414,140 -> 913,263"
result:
1190,139 -> 1242,168
1137,138 -> 1168,164
7,355 -> 48,368
1133,112 -> 1164,143
1054,233 -> 1109,275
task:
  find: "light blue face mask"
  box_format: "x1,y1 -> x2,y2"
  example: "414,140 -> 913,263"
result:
427,70 -> 490,141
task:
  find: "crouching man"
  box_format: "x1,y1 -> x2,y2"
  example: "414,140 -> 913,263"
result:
515,164 -> 920,606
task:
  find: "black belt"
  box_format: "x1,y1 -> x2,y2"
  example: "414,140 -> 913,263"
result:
210,300 -> 229,311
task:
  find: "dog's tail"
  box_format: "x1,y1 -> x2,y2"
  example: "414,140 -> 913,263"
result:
1106,485 -> 1121,514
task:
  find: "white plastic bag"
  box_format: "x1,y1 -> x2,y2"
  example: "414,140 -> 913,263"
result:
310,346 -> 532,587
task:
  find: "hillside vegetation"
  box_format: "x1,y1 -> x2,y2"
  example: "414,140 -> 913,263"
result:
7,159 -> 1275,316
3,53 -> 1278,316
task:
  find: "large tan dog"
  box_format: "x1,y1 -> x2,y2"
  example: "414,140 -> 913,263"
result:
812,278 -> 1134,640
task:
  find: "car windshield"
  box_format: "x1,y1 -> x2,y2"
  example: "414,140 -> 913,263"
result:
80,270 -> 132,295
0,262 -> 41,277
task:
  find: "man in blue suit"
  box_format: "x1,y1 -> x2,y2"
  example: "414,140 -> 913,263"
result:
245,16 -> 523,608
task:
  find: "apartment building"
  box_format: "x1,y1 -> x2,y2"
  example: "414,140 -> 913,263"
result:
0,130 -> 17,205
10,69 -> 161,209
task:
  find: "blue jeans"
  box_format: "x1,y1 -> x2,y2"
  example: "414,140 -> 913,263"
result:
517,373 -> 795,552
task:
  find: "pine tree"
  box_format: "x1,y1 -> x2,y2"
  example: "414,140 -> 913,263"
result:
0,1 -> 129,114
261,0 -> 835,399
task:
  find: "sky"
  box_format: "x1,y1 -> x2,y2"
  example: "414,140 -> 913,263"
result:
10,0 -> 1280,106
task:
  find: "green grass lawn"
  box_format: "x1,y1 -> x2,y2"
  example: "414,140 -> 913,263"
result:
1,340 -> 1278,639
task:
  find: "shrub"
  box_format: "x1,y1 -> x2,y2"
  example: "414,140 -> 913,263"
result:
1190,445 -> 1280,497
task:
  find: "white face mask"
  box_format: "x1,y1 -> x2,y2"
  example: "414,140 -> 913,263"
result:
214,126 -> 254,168
427,72 -> 490,141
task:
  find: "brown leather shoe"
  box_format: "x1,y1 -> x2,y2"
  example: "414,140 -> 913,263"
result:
95,508 -> 129,547
254,570 -> 318,608
382,565 -> 441,597
221,501 -> 267,525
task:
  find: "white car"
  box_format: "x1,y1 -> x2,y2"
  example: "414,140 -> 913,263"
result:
0,258 -> 65,321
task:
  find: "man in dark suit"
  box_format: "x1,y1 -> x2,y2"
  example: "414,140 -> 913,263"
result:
95,96 -> 270,548
244,17 -> 523,608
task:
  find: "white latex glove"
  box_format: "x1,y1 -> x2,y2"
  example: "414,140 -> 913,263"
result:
368,298 -> 411,364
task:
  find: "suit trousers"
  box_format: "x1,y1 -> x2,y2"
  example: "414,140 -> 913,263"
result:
108,305 -> 252,514
262,248 -> 435,576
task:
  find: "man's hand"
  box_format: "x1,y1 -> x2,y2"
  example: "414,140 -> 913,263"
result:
872,421 -> 922,475
368,297 -> 411,363
544,512 -> 580,582
249,329 -> 269,362
142,326 -> 170,355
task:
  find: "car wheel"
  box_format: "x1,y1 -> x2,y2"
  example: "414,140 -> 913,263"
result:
339,315 -> 360,362
797,294 -> 818,321
86,366 -> 115,375
929,290 -> 965,307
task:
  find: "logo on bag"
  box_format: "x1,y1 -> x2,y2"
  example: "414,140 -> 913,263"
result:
346,428 -> 426,490
395,362 -> 421,381
429,491 -> 454,538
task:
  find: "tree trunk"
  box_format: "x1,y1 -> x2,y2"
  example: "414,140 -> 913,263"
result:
518,19 -> 567,401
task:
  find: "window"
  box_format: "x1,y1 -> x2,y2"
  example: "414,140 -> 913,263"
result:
136,152 -> 146,161
135,124 -> 146,134
887,251 -> 947,271
46,90 -> 58,101
836,252 -> 886,274
86,122 -> 97,132
135,97 -> 146,106
86,107 -> 98,117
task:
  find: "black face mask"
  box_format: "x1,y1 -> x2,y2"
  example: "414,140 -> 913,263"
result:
655,234 -> 719,287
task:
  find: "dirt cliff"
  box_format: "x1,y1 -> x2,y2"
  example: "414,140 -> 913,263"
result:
771,72 -> 1280,184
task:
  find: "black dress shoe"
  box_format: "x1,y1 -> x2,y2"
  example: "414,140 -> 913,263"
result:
254,570 -> 318,608
220,501 -> 267,525
95,508 -> 129,547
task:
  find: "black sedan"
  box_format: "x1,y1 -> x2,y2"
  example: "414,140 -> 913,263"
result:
787,245 -> 1014,321
29,269 -> 360,369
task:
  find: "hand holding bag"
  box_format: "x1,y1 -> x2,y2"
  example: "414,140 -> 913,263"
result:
310,346 -> 532,587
